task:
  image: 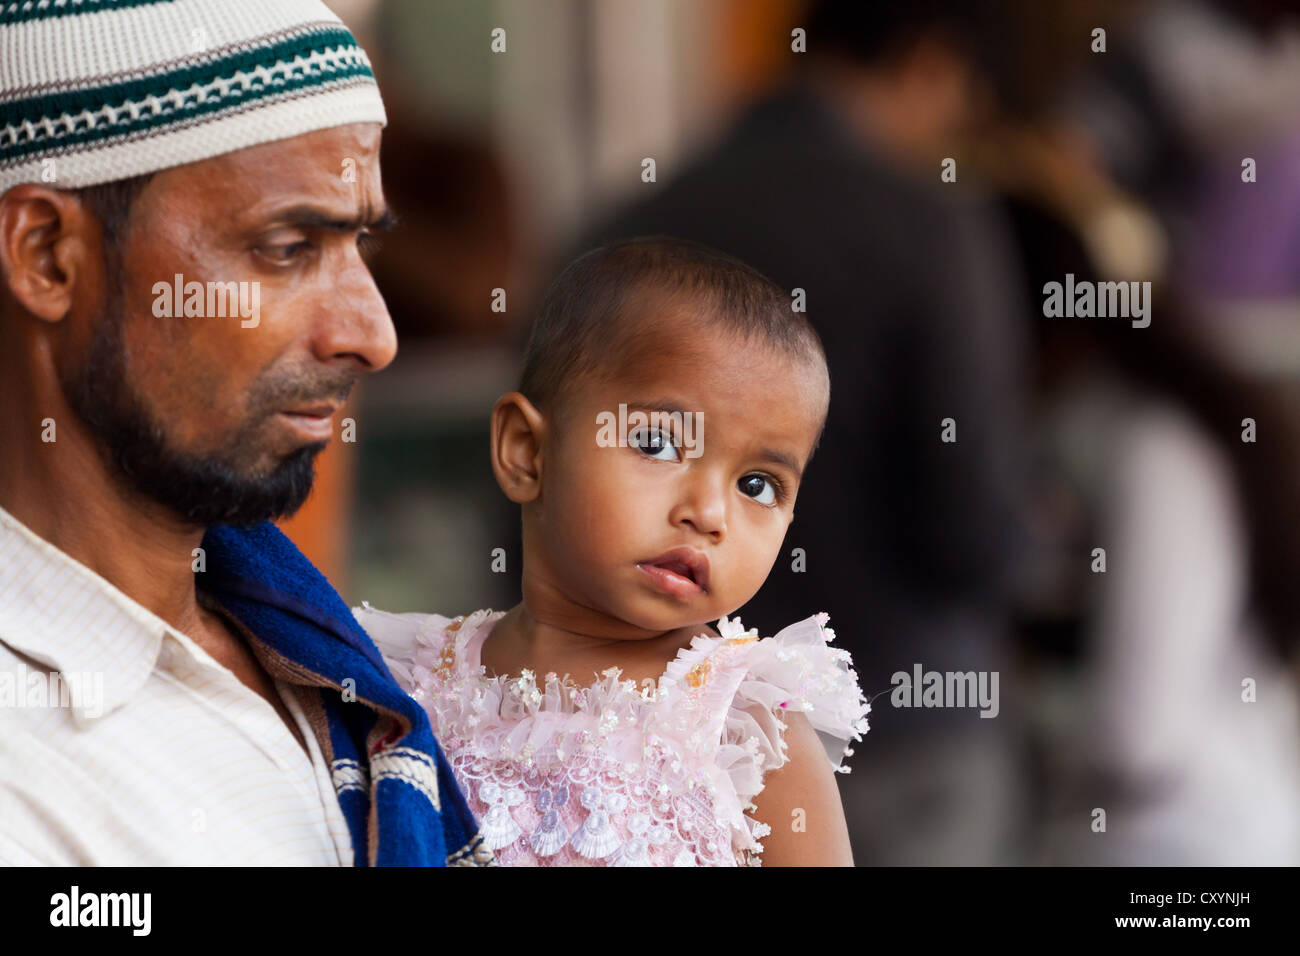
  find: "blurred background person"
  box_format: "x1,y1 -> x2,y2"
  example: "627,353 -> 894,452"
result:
980,0 -> 1300,863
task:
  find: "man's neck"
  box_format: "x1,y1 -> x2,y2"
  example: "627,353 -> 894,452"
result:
0,397 -> 206,637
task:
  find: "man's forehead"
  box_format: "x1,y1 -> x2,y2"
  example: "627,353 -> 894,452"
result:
162,123 -> 382,200
227,122 -> 382,168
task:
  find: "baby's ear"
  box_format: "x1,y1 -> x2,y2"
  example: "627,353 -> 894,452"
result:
490,391 -> 545,503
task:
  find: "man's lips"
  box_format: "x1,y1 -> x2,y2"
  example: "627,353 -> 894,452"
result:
636,547 -> 710,597
279,403 -> 339,440
286,403 -> 338,417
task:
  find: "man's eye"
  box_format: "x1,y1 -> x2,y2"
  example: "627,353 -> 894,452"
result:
357,230 -> 383,259
738,473 -> 779,505
261,240 -> 311,262
629,426 -> 680,462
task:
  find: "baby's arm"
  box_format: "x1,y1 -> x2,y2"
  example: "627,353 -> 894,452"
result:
749,709 -> 854,866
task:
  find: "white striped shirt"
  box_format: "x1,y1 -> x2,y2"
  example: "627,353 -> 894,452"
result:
0,503 -> 353,865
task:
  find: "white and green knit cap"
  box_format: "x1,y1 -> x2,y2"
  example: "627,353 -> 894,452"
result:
0,0 -> 386,193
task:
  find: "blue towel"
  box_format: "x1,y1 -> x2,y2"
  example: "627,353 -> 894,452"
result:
198,520 -> 493,866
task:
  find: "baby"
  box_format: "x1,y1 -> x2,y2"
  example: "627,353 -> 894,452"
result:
356,236 -> 869,866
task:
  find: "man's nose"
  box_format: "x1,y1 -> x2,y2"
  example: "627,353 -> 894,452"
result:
312,254 -> 397,371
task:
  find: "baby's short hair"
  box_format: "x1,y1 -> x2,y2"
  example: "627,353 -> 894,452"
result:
518,236 -> 827,422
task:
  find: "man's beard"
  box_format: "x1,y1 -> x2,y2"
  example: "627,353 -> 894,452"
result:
60,284 -> 352,528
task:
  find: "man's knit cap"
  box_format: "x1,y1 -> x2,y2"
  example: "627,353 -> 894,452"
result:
0,0 -> 386,192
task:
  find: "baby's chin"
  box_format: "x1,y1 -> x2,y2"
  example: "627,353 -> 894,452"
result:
600,592 -> 739,638
556,564 -> 758,635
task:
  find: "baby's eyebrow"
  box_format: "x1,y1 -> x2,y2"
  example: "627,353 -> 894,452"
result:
626,399 -> 693,418
755,447 -> 803,481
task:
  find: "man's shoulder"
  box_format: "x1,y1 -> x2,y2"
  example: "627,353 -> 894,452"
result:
0,706 -> 83,865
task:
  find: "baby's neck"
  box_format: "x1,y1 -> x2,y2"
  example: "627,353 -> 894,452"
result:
480,603 -> 718,687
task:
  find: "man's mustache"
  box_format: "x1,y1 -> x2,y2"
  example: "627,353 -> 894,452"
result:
250,370 -> 359,418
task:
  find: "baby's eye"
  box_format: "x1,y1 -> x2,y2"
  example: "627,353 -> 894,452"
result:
738,473 -> 779,505
629,426 -> 681,462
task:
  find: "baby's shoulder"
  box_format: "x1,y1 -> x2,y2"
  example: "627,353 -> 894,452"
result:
646,613 -> 869,863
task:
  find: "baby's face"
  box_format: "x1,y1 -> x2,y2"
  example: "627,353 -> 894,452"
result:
533,315 -> 828,637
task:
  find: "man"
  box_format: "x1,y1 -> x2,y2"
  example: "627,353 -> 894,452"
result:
580,0 -> 1033,864
0,0 -> 490,866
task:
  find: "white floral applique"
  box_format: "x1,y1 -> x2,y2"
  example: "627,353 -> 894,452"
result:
478,780 -> 525,849
610,812 -> 671,866
569,785 -> 628,859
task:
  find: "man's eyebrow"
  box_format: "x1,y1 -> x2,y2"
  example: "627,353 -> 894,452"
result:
268,204 -> 397,233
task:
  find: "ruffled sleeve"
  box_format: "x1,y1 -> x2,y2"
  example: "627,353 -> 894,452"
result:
350,602 -> 460,695
712,612 -> 870,844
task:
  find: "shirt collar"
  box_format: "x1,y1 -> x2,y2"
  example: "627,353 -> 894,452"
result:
0,502 -> 176,724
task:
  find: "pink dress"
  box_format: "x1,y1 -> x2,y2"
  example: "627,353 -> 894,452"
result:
354,606 -> 871,866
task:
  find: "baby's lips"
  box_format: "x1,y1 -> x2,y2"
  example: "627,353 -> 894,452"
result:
639,547 -> 710,590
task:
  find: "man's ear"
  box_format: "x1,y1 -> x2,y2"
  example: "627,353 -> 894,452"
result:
0,184 -> 94,323
490,391 -> 547,504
